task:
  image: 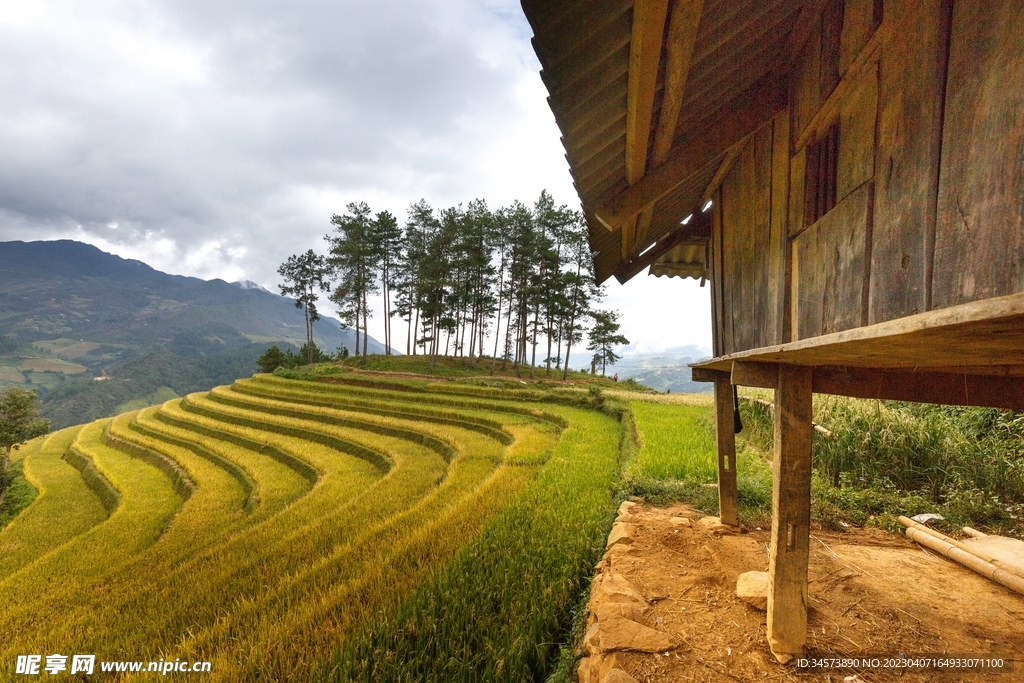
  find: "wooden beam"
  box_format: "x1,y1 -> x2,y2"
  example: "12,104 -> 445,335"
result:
701,133 -> 752,204
691,367 -> 728,383
731,361 -> 778,388
595,72 -> 788,230
714,377 -> 739,527
625,0 -> 670,184
688,292 -> 1024,374
633,0 -> 704,253
650,0 -> 705,165
770,0 -> 830,78
767,364 -> 813,664
813,366 -> 1024,410
613,208 -> 712,283
621,0 -> 670,259
793,17 -> 891,150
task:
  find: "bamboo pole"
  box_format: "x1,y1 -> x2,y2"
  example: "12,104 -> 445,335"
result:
898,517 -> 1024,580
900,522 -> 1024,596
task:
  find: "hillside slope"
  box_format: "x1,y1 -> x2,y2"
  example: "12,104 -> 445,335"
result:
0,240 -> 387,426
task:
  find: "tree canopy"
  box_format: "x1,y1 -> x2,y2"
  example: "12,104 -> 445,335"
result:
277,249 -> 331,364
278,190 -> 625,377
0,387 -> 50,505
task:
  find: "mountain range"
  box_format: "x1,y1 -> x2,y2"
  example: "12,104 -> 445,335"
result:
605,344 -> 713,394
0,240 -> 386,427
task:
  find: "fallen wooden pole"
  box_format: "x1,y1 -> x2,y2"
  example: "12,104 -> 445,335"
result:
898,516 -> 1024,580
902,525 -> 1024,596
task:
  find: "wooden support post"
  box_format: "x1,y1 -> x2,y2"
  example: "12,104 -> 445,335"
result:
767,364 -> 813,663
713,378 -> 739,527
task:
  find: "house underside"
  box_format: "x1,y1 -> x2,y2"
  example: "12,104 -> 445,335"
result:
521,0 -> 1024,663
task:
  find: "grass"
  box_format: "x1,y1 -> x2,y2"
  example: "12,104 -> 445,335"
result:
0,461 -> 37,531
620,400 -> 773,523
11,358 -> 1017,682
0,427 -> 106,580
133,405 -> 312,516
738,393 -> 1024,537
329,406 -> 621,682
0,367 -> 625,682
0,419 -> 184,642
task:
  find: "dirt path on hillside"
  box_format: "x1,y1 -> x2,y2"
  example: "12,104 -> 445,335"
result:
578,502 -> 1024,682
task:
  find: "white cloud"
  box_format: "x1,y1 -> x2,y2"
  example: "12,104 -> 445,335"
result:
0,0 -> 712,356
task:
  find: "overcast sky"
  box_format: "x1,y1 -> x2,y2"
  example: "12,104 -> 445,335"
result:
0,0 -> 712,358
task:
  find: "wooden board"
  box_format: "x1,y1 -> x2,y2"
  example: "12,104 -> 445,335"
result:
790,17 -> 822,144
690,290 -> 1024,373
722,142 -> 752,352
792,182 -> 872,339
769,110 -> 791,346
839,0 -> 879,76
752,121 -> 775,348
819,0 -> 844,101
932,0 -> 1024,309
721,121 -> 775,353
713,192 -> 730,356
868,0 -> 949,324
714,378 -> 739,527
836,62 -> 877,201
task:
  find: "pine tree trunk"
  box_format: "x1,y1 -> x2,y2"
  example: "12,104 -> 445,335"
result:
529,303 -> 539,379
362,289 -> 368,362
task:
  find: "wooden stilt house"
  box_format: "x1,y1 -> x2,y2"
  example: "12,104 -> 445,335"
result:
520,0 -> 1024,663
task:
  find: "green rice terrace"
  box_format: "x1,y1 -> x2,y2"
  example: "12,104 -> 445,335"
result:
3,359 -> 1024,682
0,364 -> 627,682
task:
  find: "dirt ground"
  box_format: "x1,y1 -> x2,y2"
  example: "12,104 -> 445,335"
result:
584,502 -> 1024,682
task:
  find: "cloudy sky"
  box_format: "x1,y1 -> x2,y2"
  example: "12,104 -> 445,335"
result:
0,0 -> 711,358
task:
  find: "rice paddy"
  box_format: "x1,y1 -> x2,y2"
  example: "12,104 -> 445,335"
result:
0,370 -> 624,682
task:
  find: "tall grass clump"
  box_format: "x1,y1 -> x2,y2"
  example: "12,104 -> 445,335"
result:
621,401 -> 773,521
739,394 -> 1024,536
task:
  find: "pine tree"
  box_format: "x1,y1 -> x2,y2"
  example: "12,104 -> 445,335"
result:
587,309 -> 629,376
277,249 -> 331,364
374,210 -> 402,355
326,202 -> 379,364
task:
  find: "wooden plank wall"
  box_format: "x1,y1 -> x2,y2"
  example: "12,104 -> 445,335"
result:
717,114 -> 789,354
932,0 -> 1024,309
867,0 -> 950,323
712,0 -> 1024,354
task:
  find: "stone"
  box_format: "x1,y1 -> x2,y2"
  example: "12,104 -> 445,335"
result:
594,601 -> 649,625
669,516 -> 692,527
617,512 -> 638,524
584,622 -> 601,654
597,652 -> 625,681
698,516 -> 740,535
736,571 -> 769,610
618,500 -> 638,516
594,614 -> 678,653
577,657 -> 593,683
602,669 -> 639,683
590,573 -> 649,609
606,522 -> 634,548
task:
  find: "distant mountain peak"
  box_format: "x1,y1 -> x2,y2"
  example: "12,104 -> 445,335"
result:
232,279 -> 274,294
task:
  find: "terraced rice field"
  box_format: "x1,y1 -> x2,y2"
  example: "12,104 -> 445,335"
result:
0,373 -> 622,682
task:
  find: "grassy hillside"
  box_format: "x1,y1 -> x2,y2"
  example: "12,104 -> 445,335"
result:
0,240 -> 389,427
0,362 -> 628,682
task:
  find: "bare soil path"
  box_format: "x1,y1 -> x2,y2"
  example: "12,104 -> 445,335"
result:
580,502 -> 1024,682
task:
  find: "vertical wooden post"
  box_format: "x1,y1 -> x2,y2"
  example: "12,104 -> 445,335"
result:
713,377 -> 739,527
767,364 -> 813,663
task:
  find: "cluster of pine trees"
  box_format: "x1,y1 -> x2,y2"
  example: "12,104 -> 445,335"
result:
278,191 -> 627,379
